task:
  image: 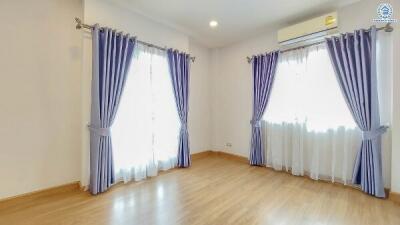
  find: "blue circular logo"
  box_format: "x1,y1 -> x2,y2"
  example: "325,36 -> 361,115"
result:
377,3 -> 393,19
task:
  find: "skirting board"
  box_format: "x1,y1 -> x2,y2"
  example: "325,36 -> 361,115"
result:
389,191 -> 400,205
0,181 -> 80,203
8,151 -> 224,199
191,150 -> 214,160
192,150 -> 248,164
2,151 -> 394,203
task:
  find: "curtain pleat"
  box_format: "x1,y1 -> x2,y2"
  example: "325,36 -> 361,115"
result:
167,49 -> 191,168
326,26 -> 387,197
249,51 -> 280,166
89,25 -> 136,195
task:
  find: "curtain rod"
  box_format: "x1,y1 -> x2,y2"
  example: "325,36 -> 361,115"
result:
246,23 -> 394,63
75,18 -> 196,63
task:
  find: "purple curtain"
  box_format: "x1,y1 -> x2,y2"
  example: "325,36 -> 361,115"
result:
325,26 -> 387,198
249,51 -> 280,166
167,49 -> 191,167
89,25 -> 136,194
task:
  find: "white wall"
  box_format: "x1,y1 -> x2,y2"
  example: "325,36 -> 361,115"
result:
210,31 -> 278,156
188,40 -> 212,153
210,0 -> 399,189
81,0 -> 212,186
0,0 -> 83,199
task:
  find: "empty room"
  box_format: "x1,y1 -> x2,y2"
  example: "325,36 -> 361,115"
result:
1,0 -> 400,224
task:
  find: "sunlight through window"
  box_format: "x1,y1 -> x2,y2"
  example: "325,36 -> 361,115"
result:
112,44 -> 180,183
264,44 -> 355,132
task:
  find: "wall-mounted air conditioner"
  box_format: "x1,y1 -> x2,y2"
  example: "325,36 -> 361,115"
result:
278,12 -> 338,46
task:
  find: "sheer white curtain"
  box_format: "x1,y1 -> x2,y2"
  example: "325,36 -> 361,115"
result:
112,44 -> 180,183
376,31 -> 393,188
262,43 -> 361,184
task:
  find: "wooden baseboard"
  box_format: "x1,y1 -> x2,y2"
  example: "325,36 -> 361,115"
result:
0,181 -> 80,203
389,191 -> 400,204
79,181 -> 89,192
1,150 -> 220,202
192,150 -> 248,164
213,151 -> 249,163
385,188 -> 391,198
4,151 -> 390,203
191,150 -> 214,160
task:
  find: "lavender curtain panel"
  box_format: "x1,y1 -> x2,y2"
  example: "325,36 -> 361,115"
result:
167,49 -> 191,168
89,25 -> 136,194
326,26 -> 387,198
249,51 -> 280,166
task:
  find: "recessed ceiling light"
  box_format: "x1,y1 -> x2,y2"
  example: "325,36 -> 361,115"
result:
209,20 -> 218,28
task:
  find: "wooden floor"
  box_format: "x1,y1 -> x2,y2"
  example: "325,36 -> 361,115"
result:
1,154 -> 400,225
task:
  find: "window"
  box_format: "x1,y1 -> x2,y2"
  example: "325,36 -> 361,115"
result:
263,43 -> 360,183
264,43 -> 356,131
112,44 -> 180,183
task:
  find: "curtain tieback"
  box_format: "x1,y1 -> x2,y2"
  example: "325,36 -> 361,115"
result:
361,126 -> 388,140
250,119 -> 261,128
88,124 -> 111,136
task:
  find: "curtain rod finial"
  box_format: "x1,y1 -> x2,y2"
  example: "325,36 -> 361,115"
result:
384,23 -> 393,32
75,17 -> 82,30
247,56 -> 253,63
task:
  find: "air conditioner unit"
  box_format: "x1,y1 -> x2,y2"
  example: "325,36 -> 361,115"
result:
278,12 -> 338,46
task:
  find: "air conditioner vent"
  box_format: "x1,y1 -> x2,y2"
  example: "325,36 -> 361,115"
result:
278,12 -> 338,46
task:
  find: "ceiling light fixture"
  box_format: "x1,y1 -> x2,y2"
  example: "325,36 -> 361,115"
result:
209,20 -> 218,28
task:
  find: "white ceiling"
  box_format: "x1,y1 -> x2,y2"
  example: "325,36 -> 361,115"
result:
106,0 -> 360,48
